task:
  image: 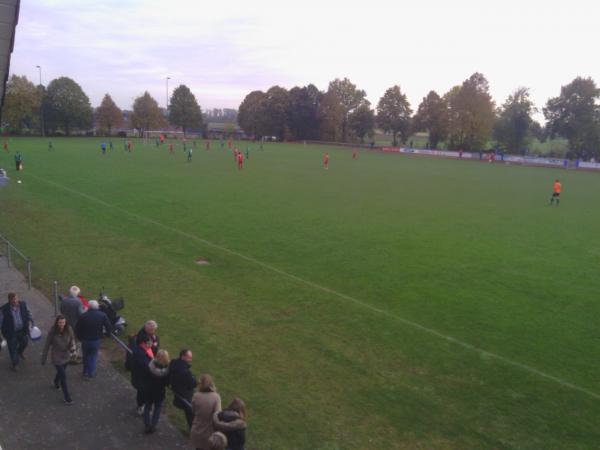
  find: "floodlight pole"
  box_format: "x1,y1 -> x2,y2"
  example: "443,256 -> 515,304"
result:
166,77 -> 171,115
36,65 -> 44,136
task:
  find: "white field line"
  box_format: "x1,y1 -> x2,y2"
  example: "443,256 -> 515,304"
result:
28,172 -> 600,401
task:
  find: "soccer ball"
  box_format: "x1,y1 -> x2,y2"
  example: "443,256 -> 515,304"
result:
17,180 -> 21,184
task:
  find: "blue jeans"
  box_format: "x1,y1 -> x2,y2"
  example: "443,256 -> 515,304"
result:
81,339 -> 100,377
143,397 -> 164,428
54,364 -> 72,402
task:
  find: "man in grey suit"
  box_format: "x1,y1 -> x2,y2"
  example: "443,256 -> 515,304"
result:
60,286 -> 85,361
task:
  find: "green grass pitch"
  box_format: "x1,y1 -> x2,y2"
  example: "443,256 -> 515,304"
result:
1,137 -> 599,449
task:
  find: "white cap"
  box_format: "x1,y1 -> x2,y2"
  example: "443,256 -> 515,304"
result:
69,286 -> 80,296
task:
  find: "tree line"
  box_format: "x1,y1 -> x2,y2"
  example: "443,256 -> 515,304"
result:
238,74 -> 600,158
2,75 -> 204,137
3,73 -> 599,158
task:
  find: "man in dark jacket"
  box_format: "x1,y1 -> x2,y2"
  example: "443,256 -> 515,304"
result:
74,300 -> 112,379
0,293 -> 33,371
169,349 -> 196,428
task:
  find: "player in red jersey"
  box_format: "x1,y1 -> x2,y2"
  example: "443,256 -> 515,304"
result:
237,151 -> 244,170
352,150 -> 357,160
324,152 -> 329,170
127,140 -> 132,152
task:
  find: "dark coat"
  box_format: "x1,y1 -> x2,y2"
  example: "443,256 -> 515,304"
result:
75,309 -> 112,341
136,327 -> 160,356
169,358 -> 196,402
131,345 -> 153,392
213,410 -> 247,450
1,301 -> 32,339
147,359 -> 170,402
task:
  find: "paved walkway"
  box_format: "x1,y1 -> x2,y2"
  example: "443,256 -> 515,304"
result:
0,256 -> 190,450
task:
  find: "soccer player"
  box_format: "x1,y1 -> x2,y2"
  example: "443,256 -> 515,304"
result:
2,141 -> 7,152
127,140 -> 132,152
550,179 -> 561,206
168,143 -> 174,154
14,151 -> 22,171
237,151 -> 244,170
205,141 -> 210,151
245,147 -> 249,160
324,152 -> 329,170
101,142 -> 107,155
47,141 -> 53,152
352,150 -> 357,160
109,141 -> 113,151
187,148 -> 192,163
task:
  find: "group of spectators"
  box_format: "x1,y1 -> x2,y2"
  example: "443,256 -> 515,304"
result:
131,320 -> 247,450
0,287 -> 246,450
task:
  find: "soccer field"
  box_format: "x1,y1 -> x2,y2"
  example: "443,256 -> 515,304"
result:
1,138 -> 600,449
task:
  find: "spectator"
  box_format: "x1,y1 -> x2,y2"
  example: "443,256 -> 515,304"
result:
0,293 -> 34,371
144,349 -> 170,433
74,300 -> 112,379
60,286 -> 84,361
60,286 -> 84,329
190,374 -> 222,450
131,335 -> 154,416
136,320 -> 160,356
169,349 -> 196,429
41,314 -> 76,405
208,432 -> 228,450
213,398 -> 247,450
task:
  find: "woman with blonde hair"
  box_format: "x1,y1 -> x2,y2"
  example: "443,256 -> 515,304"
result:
214,398 -> 247,450
41,314 -> 76,405
190,374 -> 222,450
143,349 -> 170,434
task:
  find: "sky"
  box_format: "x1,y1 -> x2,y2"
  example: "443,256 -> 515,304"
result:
10,0 -> 600,120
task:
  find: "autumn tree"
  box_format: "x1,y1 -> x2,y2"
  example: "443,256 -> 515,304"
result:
493,87 -> 535,154
130,91 -> 166,134
544,77 -> 600,158
169,84 -> 203,136
318,90 -> 344,141
376,86 -> 412,146
445,73 -> 496,151
96,94 -> 123,136
44,77 -> 93,135
238,90 -> 266,138
2,75 -> 41,134
413,90 -> 448,149
348,102 -> 375,143
327,78 -> 367,142
287,84 -> 321,140
261,86 -> 289,140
